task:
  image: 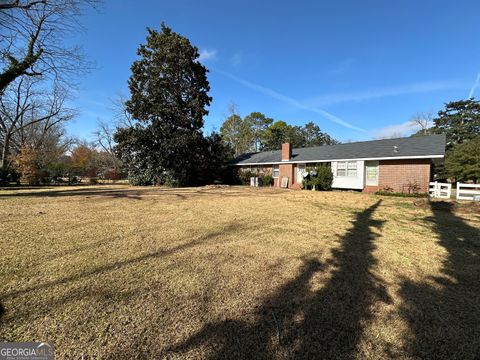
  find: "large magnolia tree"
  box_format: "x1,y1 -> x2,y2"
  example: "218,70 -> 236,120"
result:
115,24 -> 231,186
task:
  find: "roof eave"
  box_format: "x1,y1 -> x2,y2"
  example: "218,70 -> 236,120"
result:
231,154 -> 445,166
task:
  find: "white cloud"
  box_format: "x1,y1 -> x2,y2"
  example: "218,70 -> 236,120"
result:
305,80 -> 463,107
373,120 -> 422,139
231,52 -> 243,67
468,72 -> 480,99
214,68 -> 366,132
199,49 -> 217,62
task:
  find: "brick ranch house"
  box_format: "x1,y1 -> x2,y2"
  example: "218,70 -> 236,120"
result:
231,134 -> 446,193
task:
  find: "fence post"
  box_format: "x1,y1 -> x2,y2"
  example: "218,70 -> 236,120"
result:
456,182 -> 460,200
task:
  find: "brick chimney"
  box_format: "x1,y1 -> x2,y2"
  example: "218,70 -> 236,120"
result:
281,143 -> 292,161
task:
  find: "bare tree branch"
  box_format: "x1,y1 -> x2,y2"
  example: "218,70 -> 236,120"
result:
92,119 -> 115,154
110,93 -> 135,128
0,0 -> 99,94
410,112 -> 433,135
0,1 -> 46,10
0,77 -> 74,169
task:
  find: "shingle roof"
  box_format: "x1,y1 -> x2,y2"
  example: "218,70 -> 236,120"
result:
231,134 -> 446,165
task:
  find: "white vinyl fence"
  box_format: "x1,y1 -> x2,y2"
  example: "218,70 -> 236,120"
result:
456,182 -> 480,201
429,181 -> 452,199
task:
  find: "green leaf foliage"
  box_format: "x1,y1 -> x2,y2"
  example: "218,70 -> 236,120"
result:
261,121 -> 296,150
302,122 -> 338,147
413,99 -> 480,180
243,112 -> 273,152
445,136 -> 480,182
259,174 -> 273,187
432,99 -> 480,149
303,166 -> 333,191
238,170 -> 256,185
220,112 -> 338,154
126,24 -> 211,128
220,114 -> 253,156
114,24 -> 232,186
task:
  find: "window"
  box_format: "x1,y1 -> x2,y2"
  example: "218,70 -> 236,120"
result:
347,161 -> 357,177
336,161 -> 357,177
272,165 -> 280,178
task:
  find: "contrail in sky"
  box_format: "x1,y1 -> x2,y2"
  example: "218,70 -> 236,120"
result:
468,72 -> 480,99
214,68 -> 366,132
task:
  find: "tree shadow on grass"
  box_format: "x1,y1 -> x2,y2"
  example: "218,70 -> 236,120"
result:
399,201 -> 480,359
0,186 -> 285,200
0,188 -> 147,200
1,221 -> 244,301
167,200 -> 388,359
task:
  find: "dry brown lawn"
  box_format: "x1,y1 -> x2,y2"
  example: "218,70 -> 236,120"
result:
0,185 -> 479,359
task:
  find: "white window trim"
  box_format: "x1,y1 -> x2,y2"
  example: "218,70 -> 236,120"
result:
336,161 -> 358,178
272,165 -> 280,178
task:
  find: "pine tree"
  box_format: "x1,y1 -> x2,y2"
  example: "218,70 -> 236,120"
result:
432,99 -> 480,149
446,136 -> 480,182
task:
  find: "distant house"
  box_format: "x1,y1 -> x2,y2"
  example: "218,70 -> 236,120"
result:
231,134 -> 446,193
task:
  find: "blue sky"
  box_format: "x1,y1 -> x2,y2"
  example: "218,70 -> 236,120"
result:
69,0 -> 480,143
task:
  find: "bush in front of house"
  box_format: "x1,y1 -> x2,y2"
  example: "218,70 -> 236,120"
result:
303,166 -> 333,190
237,171 -> 272,187
259,174 -> 273,187
238,170 -> 256,185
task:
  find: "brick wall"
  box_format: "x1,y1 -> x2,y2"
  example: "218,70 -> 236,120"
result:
281,143 -> 292,161
279,163 -> 294,188
378,159 -> 431,193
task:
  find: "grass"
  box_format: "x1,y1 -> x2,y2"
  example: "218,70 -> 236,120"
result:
0,185 -> 479,359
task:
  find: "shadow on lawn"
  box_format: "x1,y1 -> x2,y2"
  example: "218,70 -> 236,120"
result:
167,200 -> 388,359
0,187 -> 147,200
399,201 -> 480,359
0,186 -> 284,200
2,222 -> 243,301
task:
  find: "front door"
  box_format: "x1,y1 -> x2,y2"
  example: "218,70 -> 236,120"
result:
296,164 -> 306,184
365,161 -> 379,186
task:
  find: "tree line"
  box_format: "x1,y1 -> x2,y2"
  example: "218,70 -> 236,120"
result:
411,99 -> 480,182
220,108 -> 338,156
